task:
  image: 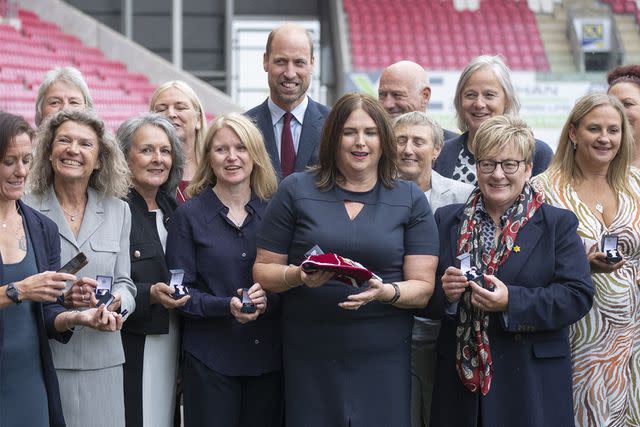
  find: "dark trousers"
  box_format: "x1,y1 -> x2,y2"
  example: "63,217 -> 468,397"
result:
183,352 -> 282,427
410,319 -> 440,427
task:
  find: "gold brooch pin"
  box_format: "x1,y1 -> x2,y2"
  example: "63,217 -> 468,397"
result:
513,246 -> 521,253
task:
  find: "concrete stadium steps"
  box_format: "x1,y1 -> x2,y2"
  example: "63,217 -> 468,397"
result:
614,14 -> 640,63
536,7 -> 578,73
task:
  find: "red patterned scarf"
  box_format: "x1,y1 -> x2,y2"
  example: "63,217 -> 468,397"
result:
455,182 -> 544,395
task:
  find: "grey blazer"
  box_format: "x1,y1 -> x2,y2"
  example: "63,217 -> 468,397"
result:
429,171 -> 474,212
24,186 -> 136,370
245,97 -> 330,180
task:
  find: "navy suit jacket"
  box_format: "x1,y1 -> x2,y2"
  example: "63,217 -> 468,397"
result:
0,200 -> 70,427
442,128 -> 459,141
428,203 -> 593,427
245,97 -> 330,180
433,132 -> 553,179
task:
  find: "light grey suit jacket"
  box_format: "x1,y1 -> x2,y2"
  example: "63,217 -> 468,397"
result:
24,186 -> 136,370
429,171 -> 474,212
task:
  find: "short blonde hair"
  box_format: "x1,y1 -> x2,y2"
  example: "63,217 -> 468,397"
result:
29,109 -> 130,198
474,115 -> 535,164
548,93 -> 634,197
186,113 -> 278,201
149,80 -> 208,164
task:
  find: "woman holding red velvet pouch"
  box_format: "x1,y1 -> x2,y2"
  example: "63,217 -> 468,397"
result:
253,93 -> 438,427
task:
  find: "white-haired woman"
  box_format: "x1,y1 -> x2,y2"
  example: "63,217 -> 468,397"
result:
35,66 -> 94,126
433,55 -> 552,185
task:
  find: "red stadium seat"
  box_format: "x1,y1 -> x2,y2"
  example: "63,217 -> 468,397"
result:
0,9 -> 192,130
345,0 -> 549,71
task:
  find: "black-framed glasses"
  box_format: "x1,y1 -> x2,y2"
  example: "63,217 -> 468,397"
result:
477,159 -> 525,174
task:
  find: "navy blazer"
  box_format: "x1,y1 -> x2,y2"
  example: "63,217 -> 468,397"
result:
245,97 -> 330,180
442,128 -> 460,141
433,132 -> 553,179
428,203 -> 593,427
0,200 -> 70,427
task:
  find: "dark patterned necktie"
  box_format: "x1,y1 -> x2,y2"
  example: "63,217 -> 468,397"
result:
281,112 -> 295,177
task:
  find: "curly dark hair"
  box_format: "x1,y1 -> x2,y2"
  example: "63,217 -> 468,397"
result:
607,64 -> 640,87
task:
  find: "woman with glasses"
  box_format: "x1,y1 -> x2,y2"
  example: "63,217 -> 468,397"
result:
534,94 -> 640,426
429,115 -> 593,427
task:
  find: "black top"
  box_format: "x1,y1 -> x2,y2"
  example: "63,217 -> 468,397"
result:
122,189 -> 177,335
121,189 -> 177,427
166,187 -> 281,376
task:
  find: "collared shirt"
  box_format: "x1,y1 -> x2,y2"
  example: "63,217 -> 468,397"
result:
268,96 -> 308,157
474,196 -> 516,255
166,187 -> 281,376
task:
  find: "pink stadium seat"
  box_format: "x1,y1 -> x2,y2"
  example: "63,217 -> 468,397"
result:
345,0 -> 549,72
0,9 -> 196,129
625,0 -> 637,13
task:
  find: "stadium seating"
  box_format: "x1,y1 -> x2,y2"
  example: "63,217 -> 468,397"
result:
601,0 -> 640,25
344,0 -> 550,72
0,9 -> 159,129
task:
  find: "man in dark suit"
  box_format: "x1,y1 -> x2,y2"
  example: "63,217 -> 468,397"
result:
246,23 -> 330,180
378,60 -> 458,140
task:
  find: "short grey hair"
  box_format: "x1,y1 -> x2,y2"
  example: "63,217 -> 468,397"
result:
35,66 -> 94,126
117,113 -> 185,195
393,111 -> 444,149
453,55 -> 521,132
29,109 -> 130,198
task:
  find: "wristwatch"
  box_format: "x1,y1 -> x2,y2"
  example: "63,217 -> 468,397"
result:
6,283 -> 21,304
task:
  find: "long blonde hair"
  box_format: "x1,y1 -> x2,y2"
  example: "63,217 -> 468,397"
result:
186,113 -> 278,200
548,93 -> 634,197
149,80 -> 208,165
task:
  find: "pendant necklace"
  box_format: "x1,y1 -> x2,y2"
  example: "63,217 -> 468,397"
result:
60,205 -> 79,221
595,201 -> 604,215
0,205 -> 20,228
